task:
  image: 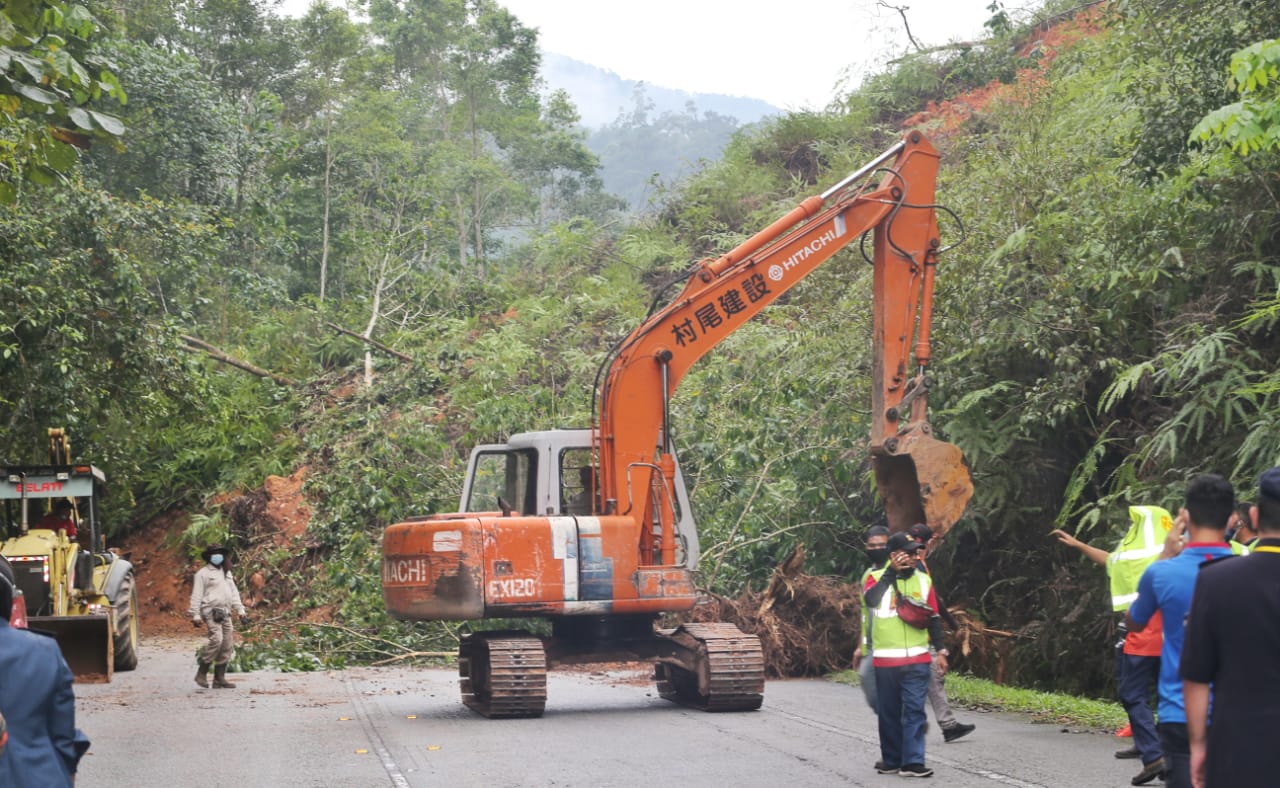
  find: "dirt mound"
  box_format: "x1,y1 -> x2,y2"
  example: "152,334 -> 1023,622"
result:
121,466 -> 326,638
122,510 -> 200,637
902,4 -> 1106,137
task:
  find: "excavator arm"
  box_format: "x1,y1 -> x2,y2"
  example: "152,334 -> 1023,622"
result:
595,131 -> 972,546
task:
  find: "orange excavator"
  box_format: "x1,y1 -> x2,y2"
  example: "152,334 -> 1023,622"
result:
382,130 -> 973,717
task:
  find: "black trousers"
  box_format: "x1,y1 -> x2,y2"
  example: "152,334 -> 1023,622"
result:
1159,722 -> 1190,788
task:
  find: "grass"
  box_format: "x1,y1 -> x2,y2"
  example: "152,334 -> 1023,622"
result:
830,669 -> 1129,731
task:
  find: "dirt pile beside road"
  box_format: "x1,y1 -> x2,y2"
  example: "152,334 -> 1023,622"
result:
124,511 -> 200,636
122,466 -> 329,637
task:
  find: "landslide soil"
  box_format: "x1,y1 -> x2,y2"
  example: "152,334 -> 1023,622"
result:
122,467 -> 328,639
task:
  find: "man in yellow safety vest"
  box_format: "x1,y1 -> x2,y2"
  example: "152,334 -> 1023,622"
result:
1053,505 -> 1175,785
863,532 -> 948,779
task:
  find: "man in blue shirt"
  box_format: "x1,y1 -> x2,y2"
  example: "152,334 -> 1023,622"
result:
0,555 -> 89,787
1127,474 -> 1236,788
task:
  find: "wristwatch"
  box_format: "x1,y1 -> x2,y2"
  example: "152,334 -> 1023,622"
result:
938,648 -> 950,657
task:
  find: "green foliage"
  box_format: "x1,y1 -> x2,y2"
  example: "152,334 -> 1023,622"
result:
181,512 -> 230,558
832,670 -> 1128,730
1190,38 -> 1280,155
0,0 -> 126,198
1117,0 -> 1280,178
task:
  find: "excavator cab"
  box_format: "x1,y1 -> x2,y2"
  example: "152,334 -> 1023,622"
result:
459,430 -> 700,568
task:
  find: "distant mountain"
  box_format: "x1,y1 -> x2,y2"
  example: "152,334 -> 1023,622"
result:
541,52 -> 781,129
539,53 -> 782,210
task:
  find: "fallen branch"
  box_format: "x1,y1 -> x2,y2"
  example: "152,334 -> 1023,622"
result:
180,334 -> 296,387
369,651 -> 456,666
325,321 -> 414,363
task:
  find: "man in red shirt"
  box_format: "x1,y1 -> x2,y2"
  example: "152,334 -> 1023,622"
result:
35,501 -> 76,540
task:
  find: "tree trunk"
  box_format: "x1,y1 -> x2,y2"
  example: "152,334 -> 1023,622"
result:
320,130 -> 335,305
362,258 -> 387,389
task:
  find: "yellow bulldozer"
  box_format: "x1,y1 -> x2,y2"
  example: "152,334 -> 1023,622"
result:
0,429 -> 138,680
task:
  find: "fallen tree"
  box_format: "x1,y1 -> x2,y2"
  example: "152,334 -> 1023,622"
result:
690,544 -> 1018,680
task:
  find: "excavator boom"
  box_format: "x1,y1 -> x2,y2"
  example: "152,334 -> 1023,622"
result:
596,130 -> 971,538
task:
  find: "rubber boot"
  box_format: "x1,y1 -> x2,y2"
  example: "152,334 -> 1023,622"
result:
212,664 -> 236,689
194,659 -> 211,688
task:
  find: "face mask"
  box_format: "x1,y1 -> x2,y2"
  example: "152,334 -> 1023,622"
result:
210,554 -> 225,567
866,547 -> 889,565
897,566 -> 915,579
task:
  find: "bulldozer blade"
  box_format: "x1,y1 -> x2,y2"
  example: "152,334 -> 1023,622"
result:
29,615 -> 114,683
873,425 -> 973,538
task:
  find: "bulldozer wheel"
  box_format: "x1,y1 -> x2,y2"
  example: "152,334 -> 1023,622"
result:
112,571 -> 139,671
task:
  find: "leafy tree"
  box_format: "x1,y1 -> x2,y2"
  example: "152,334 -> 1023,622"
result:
0,0 -> 126,197
288,1 -> 369,304
85,40 -> 240,204
1190,38 -> 1280,155
363,0 -> 594,277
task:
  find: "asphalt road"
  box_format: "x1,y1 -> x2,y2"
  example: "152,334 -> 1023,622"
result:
73,636 -> 1145,787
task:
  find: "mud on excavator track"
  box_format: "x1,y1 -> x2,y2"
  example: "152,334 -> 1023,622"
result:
456,623 -> 765,719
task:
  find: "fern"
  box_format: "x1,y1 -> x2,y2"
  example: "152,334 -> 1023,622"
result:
1098,361 -> 1153,413
1055,424 -> 1116,527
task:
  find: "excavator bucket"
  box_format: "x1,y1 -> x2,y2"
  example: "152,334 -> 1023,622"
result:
873,424 -> 973,538
29,615 -> 114,682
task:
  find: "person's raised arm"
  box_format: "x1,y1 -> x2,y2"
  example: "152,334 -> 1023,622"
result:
1051,529 -> 1108,566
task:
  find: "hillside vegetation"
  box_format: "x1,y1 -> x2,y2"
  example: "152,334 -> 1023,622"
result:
2,0 -> 1278,694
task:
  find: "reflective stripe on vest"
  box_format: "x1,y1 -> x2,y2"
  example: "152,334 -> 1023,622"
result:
871,646 -> 932,659
1107,505 -> 1173,611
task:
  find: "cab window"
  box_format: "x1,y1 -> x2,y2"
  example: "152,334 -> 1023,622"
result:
465,449 -> 537,515
560,448 -> 594,515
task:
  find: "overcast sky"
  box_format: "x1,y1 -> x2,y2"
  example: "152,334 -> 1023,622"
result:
275,0 -> 1017,110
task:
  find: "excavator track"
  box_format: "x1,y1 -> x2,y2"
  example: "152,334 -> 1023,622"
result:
655,623 -> 764,712
458,632 -> 547,719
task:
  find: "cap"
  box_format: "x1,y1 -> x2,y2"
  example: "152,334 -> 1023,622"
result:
201,544 -> 231,562
887,532 -> 921,554
907,523 -> 933,544
1259,467 -> 1280,502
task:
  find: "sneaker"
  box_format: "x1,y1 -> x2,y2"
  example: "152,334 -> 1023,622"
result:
875,761 -> 899,774
1132,758 -> 1165,786
1114,745 -> 1141,759
899,763 -> 934,778
943,722 -> 976,742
